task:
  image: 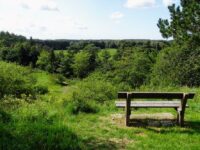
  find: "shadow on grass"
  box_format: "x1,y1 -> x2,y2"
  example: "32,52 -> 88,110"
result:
82,137 -> 126,150
128,119 -> 200,134
0,123 -> 82,150
129,118 -> 177,127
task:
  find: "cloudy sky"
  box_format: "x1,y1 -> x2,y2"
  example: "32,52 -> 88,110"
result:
0,0 -> 179,39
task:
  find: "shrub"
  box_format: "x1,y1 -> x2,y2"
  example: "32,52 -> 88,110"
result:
107,48 -> 153,88
65,78 -> 117,114
0,61 -> 47,99
33,85 -> 49,95
72,51 -> 90,78
0,110 -> 11,123
67,92 -> 98,114
53,74 -> 68,86
151,45 -> 200,87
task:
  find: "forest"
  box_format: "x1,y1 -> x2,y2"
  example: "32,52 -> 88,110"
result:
0,0 -> 200,149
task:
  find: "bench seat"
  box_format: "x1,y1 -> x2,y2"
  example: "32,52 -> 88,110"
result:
115,101 -> 189,108
116,92 -> 195,126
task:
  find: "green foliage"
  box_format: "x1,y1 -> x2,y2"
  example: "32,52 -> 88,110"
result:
0,31 -> 26,47
55,51 -> 74,77
109,48 -> 153,88
0,42 -> 41,67
52,74 -> 68,86
84,44 -> 100,71
158,0 -> 200,47
72,51 -> 90,78
33,85 -> 49,95
155,0 -> 200,87
66,78 -> 117,114
67,92 -> 98,114
0,62 -> 47,99
151,45 -> 200,87
0,62 -> 35,98
0,64 -> 200,150
36,50 -> 52,72
97,49 -> 114,72
0,110 -> 11,123
0,48 -> 19,62
0,124 -> 81,150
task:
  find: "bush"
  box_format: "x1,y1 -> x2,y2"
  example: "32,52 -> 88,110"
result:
151,45 -> 200,87
53,74 -> 68,86
65,78 -> 117,114
72,51 -> 90,78
67,92 -> 98,114
0,61 -> 47,99
33,85 -> 49,95
0,110 -> 11,123
107,48 -> 153,88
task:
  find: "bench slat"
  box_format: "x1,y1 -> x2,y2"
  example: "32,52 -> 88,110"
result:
115,101 -> 188,108
118,92 -> 195,99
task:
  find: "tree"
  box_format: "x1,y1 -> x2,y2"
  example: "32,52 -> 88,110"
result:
36,50 -> 51,72
56,51 -> 74,77
153,0 -> 200,87
49,50 -> 56,73
29,45 -> 40,68
17,43 -> 31,66
111,48 -> 153,88
98,50 -> 113,72
0,48 -> 19,62
157,0 -> 200,47
84,44 -> 100,72
72,51 -> 90,78
151,45 -> 200,87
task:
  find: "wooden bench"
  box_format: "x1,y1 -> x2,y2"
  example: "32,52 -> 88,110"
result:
116,92 -> 195,127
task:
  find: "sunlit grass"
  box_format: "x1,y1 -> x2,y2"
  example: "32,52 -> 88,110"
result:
0,70 -> 200,150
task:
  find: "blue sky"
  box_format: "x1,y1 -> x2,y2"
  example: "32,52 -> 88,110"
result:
0,0 -> 179,39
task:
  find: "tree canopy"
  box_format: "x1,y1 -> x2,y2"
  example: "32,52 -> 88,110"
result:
158,0 -> 200,47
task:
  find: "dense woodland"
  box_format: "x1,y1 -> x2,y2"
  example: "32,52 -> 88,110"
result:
0,0 -> 200,149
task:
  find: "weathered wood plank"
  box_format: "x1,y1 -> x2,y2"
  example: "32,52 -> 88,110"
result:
118,92 -> 195,99
125,94 -> 131,126
179,94 -> 188,126
115,101 -> 189,108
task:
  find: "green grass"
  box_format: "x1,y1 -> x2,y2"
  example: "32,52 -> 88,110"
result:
98,48 -> 117,58
105,48 -> 117,56
1,70 -> 200,150
54,50 -> 69,54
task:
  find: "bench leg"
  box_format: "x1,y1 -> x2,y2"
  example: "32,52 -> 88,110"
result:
178,94 -> 188,127
178,110 -> 185,127
175,108 -> 179,124
125,94 -> 131,126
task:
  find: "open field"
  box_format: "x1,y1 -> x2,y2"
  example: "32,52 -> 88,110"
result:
1,70 -> 200,150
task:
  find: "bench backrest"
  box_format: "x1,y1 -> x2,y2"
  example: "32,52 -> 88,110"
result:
118,92 -> 195,99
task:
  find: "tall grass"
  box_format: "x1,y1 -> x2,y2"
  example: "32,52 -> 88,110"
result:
0,64 -> 200,150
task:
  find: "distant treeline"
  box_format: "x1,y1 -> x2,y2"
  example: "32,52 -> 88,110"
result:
0,31 -> 169,51
0,0 -> 199,88
32,39 -> 170,51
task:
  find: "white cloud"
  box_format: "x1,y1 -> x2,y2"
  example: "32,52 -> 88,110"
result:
110,12 -> 124,20
39,26 -> 47,32
20,3 -> 30,9
40,2 -> 59,11
74,22 -> 88,30
162,0 -> 175,7
1,0 -> 60,11
124,0 -> 156,8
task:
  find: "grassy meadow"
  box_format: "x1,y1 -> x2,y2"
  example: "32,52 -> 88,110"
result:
1,68 -> 200,150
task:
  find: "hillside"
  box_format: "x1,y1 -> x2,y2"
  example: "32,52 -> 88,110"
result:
0,62 -> 200,149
